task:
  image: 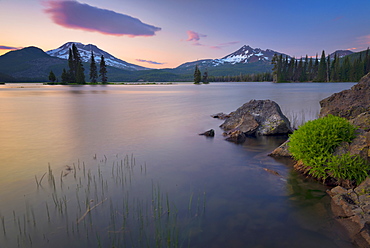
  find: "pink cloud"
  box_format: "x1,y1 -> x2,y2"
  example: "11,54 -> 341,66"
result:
44,0 -> 161,37
136,59 -> 165,65
186,30 -> 207,42
0,45 -> 22,50
357,34 -> 370,45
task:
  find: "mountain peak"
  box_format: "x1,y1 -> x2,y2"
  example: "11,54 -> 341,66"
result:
47,42 -> 149,71
220,45 -> 286,64
328,50 -> 354,59
176,45 -> 289,71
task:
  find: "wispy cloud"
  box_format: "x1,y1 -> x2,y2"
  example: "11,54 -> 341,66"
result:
210,41 -> 240,49
185,30 -> 208,46
136,59 -> 166,65
352,34 -> 370,51
184,30 -> 239,50
0,45 -> 22,50
357,34 -> 370,45
44,0 -> 161,37
186,30 -> 207,42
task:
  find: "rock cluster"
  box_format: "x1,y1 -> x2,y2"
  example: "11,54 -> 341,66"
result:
219,99 -> 293,143
328,178 -> 370,247
270,73 -> 370,163
269,73 -> 370,246
323,75 -> 370,246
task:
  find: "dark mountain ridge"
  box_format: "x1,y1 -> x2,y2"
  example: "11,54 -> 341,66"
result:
0,43 -> 361,82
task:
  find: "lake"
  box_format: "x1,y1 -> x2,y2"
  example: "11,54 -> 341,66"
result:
0,82 -> 357,247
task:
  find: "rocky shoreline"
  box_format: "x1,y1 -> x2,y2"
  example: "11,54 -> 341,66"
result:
271,73 -> 370,247
201,74 -> 370,247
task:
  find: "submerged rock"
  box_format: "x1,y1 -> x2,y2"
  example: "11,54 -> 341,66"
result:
211,112 -> 231,120
220,100 -> 292,142
268,140 -> 292,157
199,129 -> 215,137
223,130 -> 246,143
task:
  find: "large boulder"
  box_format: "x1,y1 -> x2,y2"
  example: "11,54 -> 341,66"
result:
220,100 -> 293,141
319,73 -> 370,120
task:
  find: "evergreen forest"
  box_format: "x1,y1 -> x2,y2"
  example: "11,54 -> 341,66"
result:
271,49 -> 370,83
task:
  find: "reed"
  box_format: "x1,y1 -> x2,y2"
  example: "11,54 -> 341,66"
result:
1,214 -> 6,235
2,154 -> 205,248
34,172 -> 46,188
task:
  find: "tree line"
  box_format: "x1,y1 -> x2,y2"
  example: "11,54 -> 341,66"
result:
48,43 -> 108,84
271,49 -> 370,83
208,72 -> 273,82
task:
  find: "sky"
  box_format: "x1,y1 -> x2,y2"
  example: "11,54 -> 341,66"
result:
1,0 -> 370,69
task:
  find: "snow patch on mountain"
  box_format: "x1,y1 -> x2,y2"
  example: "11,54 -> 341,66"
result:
176,45 -> 289,69
46,42 -> 149,71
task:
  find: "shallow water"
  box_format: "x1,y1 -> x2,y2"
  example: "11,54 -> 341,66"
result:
0,82 -> 357,247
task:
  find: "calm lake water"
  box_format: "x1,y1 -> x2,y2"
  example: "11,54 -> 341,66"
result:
0,82 -> 357,247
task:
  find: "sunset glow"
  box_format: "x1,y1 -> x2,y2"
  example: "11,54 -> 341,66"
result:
1,0 -> 370,68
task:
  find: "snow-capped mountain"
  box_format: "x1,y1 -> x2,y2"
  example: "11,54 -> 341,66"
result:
328,50 -> 354,59
219,45 -> 283,64
176,45 -> 289,70
46,42 -> 149,71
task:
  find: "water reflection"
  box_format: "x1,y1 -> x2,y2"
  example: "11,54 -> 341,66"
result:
0,83 -> 357,247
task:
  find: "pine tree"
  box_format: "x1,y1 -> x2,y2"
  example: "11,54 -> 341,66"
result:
313,54 -> 319,80
76,64 -> 86,84
341,56 -> 351,81
316,50 -> 327,82
193,65 -> 201,84
68,49 -> 75,83
301,55 -> 308,82
89,51 -> 98,84
327,53 -> 331,82
61,68 -> 69,84
295,58 -> 303,82
287,57 -> 295,81
307,57 -> 313,81
333,53 -> 341,82
48,70 -> 56,83
67,44 -> 85,84
202,68 -> 209,84
99,55 -> 108,84
271,54 -> 279,82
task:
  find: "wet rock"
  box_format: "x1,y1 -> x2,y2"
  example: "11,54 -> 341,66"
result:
268,140 -> 292,157
211,112 -> 231,120
199,129 -> 215,137
220,100 -> 293,140
223,130 -> 246,143
263,168 -> 281,177
328,178 -> 370,247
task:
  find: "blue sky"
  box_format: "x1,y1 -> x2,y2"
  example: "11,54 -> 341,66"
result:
1,0 -> 369,68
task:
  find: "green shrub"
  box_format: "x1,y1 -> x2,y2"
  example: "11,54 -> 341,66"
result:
328,153 -> 370,184
288,115 -> 369,184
